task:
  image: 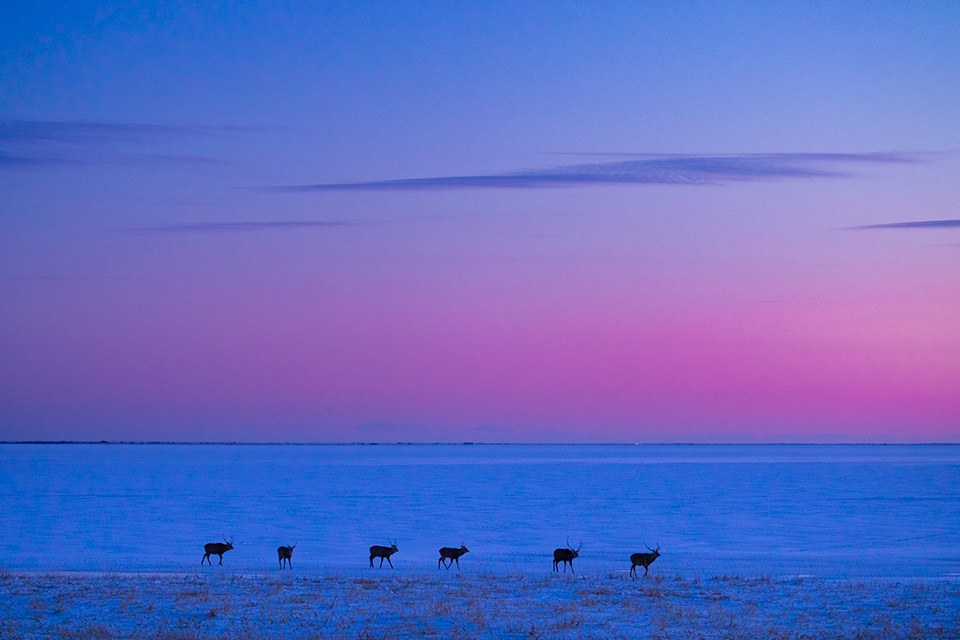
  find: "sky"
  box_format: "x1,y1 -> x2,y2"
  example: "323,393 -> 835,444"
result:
1,1 -> 959,443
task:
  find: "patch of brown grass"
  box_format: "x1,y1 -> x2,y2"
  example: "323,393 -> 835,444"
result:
55,623 -> 116,639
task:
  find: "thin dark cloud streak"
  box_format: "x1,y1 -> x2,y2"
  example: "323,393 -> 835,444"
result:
0,119 -> 256,143
134,220 -> 369,234
848,219 -> 960,230
1,151 -> 218,170
278,152 -> 920,192
0,119 -> 258,170
0,153 -> 71,167
545,151 -> 919,162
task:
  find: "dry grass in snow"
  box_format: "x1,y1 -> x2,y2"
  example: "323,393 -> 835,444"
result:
1,571 -> 958,639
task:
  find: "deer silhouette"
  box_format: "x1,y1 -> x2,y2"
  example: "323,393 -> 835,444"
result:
369,540 -> 399,568
277,544 -> 296,569
201,537 -> 234,565
630,543 -> 660,577
553,538 -> 582,573
438,544 -> 469,569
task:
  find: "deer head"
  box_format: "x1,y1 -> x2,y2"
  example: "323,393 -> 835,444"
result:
567,537 -> 582,557
645,542 -> 660,559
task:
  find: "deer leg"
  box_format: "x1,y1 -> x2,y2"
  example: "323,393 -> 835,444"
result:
455,557 -> 460,570
379,557 -> 384,568
218,554 -> 223,565
387,556 -> 394,568
570,562 -> 575,574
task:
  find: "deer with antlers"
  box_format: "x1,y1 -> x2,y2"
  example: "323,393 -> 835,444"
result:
201,537 -> 234,565
438,544 -> 469,570
369,540 -> 399,568
277,544 -> 296,569
630,543 -> 660,577
553,538 -> 582,573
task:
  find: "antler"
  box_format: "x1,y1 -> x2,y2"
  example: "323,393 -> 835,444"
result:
565,537 -> 583,551
645,541 -> 659,552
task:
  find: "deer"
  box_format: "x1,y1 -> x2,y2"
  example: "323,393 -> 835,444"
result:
201,537 -> 234,565
277,544 -> 296,569
553,538 -> 582,573
369,540 -> 399,568
630,543 -> 661,577
438,544 -> 469,570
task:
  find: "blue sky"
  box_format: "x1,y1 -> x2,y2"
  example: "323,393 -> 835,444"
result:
2,2 -> 959,442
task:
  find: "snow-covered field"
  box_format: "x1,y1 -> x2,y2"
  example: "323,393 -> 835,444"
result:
2,444 -> 959,637
3,444 -> 958,578
2,570 -> 958,639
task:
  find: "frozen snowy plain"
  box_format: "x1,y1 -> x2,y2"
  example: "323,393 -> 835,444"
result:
1,444 -> 958,638
2,444 -> 958,576
2,571 -> 958,639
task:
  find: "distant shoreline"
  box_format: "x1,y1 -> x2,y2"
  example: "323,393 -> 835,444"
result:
1,441 -> 957,446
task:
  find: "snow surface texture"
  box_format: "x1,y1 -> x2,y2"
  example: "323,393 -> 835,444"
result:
2,444 -> 958,578
2,571 -> 958,639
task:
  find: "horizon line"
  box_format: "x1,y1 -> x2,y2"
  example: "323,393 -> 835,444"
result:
1,440 -> 957,446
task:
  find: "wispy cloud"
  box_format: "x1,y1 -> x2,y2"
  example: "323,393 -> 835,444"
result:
277,152 -> 919,192
133,220 -> 367,234
0,119 -> 253,169
0,120 -> 250,143
848,219 -> 960,230
0,153 -> 71,167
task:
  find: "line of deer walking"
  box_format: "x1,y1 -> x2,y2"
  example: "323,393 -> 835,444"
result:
200,537 -> 661,576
